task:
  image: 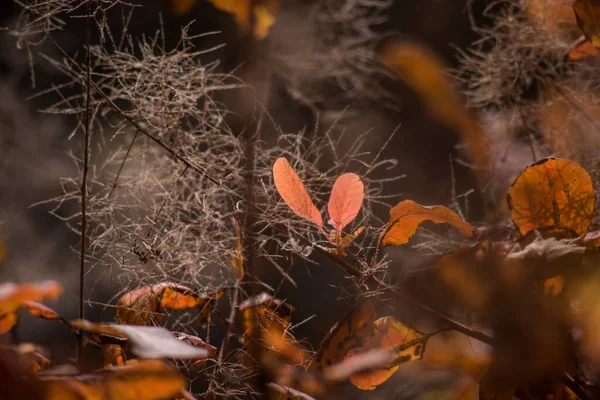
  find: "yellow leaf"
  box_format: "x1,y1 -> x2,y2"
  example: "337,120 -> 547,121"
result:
379,200 -> 477,247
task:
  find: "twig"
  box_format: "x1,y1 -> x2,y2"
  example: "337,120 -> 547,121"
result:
77,0 -> 92,363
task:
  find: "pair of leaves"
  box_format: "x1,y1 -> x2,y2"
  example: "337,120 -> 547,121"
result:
273,157 -> 364,242
117,283 -> 224,326
0,301 -> 65,335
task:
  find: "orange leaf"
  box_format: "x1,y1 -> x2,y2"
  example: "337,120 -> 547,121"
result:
117,287 -> 161,326
310,298 -> 377,371
208,0 -> 280,39
173,332 -> 217,368
0,281 -> 63,315
507,158 -> 595,237
102,344 -> 126,367
347,316 -> 428,390
23,301 -> 61,320
43,359 -> 186,400
327,173 -> 364,233
273,158 -> 323,228
0,312 -> 17,334
379,200 -> 477,247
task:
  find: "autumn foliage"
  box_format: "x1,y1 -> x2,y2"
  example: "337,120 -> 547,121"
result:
6,1 -> 600,400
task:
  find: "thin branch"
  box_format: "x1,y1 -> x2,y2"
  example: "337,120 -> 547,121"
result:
77,0 -> 92,363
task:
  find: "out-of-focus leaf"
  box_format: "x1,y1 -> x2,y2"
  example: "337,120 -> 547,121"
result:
42,359 -> 186,400
273,157 -> 323,228
208,0 -> 280,39
310,299 -> 377,371
346,316 -> 428,390
380,41 -> 490,183
0,281 -> 63,315
23,301 -> 61,320
507,158 -> 595,237
380,200 -> 477,247
327,173 -> 364,233
102,344 -> 126,367
574,0 -> 600,47
168,0 -> 197,15
0,312 -> 17,334
108,325 -> 210,360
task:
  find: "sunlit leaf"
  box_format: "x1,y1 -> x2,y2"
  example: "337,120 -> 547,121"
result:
273,158 -> 323,228
346,316 -> 428,390
0,281 -> 63,315
311,299 -> 377,371
507,158 -> 595,237
380,41 -> 490,182
574,0 -> 600,47
208,0 -> 280,39
543,275 -> 565,296
327,173 -> 364,233
379,200 -> 477,247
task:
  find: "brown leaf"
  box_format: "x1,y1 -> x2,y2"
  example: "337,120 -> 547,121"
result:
168,0 -> 197,15
102,345 -> 126,367
380,200 -> 477,247
507,158 -> 595,237
117,287 -> 161,326
566,36 -> 599,61
346,317 -> 428,390
310,298 -> 377,371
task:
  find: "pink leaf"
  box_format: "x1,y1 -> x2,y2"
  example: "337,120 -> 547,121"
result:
328,173 -> 364,232
273,158 -> 323,228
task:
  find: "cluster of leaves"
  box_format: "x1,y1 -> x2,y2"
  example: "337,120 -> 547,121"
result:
7,0 -> 600,399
